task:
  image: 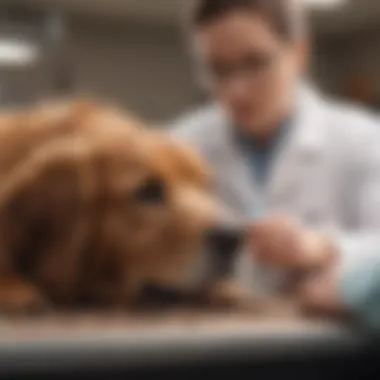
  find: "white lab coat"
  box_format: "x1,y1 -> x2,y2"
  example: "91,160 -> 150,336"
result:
170,84 -> 380,295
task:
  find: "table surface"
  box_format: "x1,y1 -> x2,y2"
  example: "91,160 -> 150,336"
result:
0,310 -> 367,375
0,310 -> 342,340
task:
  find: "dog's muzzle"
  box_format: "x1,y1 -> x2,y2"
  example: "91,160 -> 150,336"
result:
205,225 -> 245,279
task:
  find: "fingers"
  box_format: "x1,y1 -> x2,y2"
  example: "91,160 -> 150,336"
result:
245,215 -> 345,319
246,215 -> 335,271
247,216 -> 301,268
295,265 -> 347,319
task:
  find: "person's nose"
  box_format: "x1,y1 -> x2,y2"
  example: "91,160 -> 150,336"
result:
223,76 -> 250,100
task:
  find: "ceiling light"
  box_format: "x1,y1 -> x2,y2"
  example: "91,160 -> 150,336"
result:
0,38 -> 40,68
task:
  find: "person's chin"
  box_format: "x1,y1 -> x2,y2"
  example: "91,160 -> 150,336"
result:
236,117 -> 270,136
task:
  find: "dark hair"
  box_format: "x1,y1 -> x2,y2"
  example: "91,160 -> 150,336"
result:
188,0 -> 304,42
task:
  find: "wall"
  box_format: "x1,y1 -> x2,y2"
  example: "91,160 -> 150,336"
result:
2,11 -> 378,121
67,17 -> 202,123
312,25 -> 380,110
68,15 -> 380,121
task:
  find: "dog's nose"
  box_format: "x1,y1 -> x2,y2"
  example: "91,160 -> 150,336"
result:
205,226 -> 244,278
206,226 -> 244,256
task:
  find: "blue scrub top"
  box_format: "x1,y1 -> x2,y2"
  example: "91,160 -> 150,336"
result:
235,118 -> 291,187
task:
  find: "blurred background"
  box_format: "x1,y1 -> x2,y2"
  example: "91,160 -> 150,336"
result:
0,0 -> 379,122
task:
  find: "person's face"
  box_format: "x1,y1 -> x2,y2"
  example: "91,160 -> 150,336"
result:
194,11 -> 308,135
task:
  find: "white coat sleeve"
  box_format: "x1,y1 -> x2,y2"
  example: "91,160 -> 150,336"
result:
335,129 -> 380,326
168,111 -> 208,156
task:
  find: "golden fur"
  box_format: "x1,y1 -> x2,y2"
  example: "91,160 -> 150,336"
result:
0,99 -> 222,313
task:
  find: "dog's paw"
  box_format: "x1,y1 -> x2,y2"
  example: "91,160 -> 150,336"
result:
205,280 -> 301,317
248,296 -> 302,318
205,280 -> 256,310
0,280 -> 49,316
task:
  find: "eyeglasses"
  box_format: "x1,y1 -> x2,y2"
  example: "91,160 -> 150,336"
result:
200,50 -> 282,87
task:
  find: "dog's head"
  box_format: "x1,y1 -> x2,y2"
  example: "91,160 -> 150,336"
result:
0,101 -> 243,307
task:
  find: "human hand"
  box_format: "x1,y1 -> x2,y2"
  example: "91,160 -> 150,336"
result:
247,215 -> 336,271
295,262 -> 349,318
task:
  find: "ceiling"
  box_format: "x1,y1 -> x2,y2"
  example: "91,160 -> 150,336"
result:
6,0 -> 380,37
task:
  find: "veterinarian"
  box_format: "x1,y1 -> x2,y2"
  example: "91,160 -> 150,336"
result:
171,0 -> 380,329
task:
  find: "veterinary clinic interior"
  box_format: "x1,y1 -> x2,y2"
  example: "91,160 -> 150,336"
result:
0,0 -> 380,379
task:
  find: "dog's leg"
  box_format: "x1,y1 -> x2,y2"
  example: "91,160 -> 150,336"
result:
201,278 -> 301,317
0,274 -> 48,315
202,279 -> 254,309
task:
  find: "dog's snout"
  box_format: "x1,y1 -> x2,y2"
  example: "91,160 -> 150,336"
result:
206,226 -> 244,257
205,225 -> 244,280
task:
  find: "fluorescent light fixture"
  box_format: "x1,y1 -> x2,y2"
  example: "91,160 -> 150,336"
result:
0,38 -> 40,68
304,0 -> 348,8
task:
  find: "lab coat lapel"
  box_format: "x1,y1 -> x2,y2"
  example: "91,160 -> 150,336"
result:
266,86 -> 327,213
212,112 -> 258,217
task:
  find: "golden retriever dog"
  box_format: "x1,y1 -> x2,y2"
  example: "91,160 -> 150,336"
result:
0,99 -> 247,314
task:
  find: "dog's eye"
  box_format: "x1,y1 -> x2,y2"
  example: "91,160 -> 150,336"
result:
133,178 -> 165,204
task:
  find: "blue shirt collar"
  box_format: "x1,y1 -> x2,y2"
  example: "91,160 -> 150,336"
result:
234,116 -> 292,185
235,116 -> 292,154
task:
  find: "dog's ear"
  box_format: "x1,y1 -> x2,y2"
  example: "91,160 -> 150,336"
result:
0,139 -> 96,303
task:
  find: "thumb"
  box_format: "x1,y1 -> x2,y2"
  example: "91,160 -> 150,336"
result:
245,220 -> 266,245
